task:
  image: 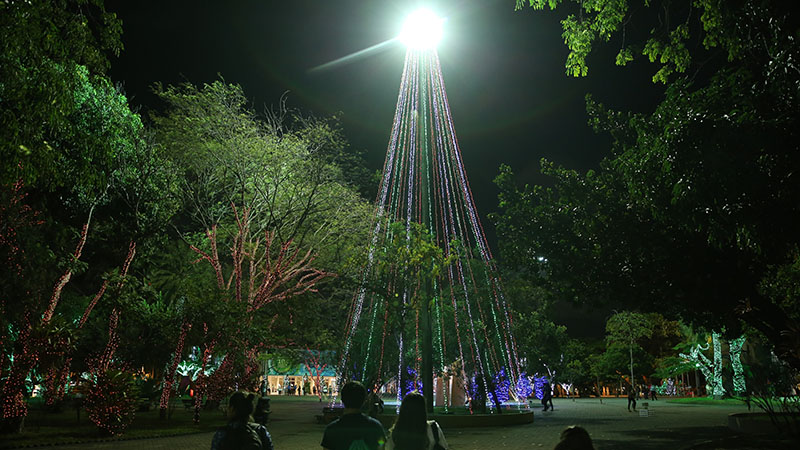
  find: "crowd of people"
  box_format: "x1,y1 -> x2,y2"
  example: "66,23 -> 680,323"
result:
212,380 -> 596,449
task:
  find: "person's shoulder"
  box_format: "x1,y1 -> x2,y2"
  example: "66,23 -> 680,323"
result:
366,415 -> 384,425
323,415 -> 345,432
250,423 -> 274,450
249,422 -> 268,430
210,428 -> 226,450
249,422 -> 270,436
360,414 -> 385,432
427,420 -> 442,431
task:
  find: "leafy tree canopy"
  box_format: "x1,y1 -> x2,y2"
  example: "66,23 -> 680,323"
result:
1,0 -> 123,187
499,0 -> 800,369
515,0 -> 798,83
152,80 -> 372,264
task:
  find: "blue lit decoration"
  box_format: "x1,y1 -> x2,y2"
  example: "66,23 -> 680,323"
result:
467,374 -> 479,400
515,373 -> 533,398
492,367 -> 511,404
533,375 -> 548,400
401,367 -> 423,398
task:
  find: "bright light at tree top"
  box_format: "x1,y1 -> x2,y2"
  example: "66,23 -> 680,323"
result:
399,8 -> 444,49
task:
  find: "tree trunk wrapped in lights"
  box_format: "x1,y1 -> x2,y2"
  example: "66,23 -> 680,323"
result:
192,328 -> 216,425
83,308 -> 138,436
42,206 -> 95,323
186,204 -> 332,423
47,242 -> 136,408
80,241 -> 138,435
729,335 -> 747,395
0,317 -> 35,433
679,331 -> 733,398
159,320 -> 192,418
303,349 -> 330,401
0,193 -> 97,432
189,206 -> 331,309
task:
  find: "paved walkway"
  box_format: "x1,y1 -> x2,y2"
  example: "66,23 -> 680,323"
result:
43,397 -> 791,449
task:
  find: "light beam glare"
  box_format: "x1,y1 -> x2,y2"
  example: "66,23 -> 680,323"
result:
308,39 -> 398,74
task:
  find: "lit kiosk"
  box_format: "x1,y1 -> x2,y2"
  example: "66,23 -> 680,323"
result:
334,8 -> 531,426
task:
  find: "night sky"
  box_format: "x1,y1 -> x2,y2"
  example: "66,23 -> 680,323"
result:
106,0 -> 665,336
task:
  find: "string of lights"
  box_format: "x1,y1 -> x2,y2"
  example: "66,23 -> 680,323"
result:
335,12 -> 521,410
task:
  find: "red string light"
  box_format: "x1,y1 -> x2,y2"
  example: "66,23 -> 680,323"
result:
159,320 -> 191,411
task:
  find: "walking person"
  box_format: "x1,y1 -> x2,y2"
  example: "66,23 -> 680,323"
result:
649,384 -> 658,401
211,392 -> 274,450
542,382 -> 554,412
321,381 -> 387,450
627,385 -> 637,412
386,392 -> 448,450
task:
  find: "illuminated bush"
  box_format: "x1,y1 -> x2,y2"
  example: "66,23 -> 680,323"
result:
84,369 -> 139,436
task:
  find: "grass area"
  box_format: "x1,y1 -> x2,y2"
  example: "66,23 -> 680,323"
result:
0,400 -> 228,449
666,396 -> 747,406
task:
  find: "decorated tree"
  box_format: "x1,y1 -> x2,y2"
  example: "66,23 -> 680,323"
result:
158,320 -> 192,418
678,331 -> 748,398
302,350 -> 335,401
1,57 -> 175,434
183,206 -> 331,422
149,80 -> 369,421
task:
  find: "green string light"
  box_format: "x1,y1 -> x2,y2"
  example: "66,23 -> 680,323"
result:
711,332 -> 724,398
679,331 -> 726,398
730,335 -> 746,395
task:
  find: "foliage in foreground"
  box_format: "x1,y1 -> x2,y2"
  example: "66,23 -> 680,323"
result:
502,0 -> 800,371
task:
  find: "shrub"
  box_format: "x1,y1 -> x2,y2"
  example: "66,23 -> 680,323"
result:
84,369 -> 139,435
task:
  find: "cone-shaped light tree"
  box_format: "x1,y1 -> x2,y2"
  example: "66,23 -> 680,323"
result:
337,9 -> 522,413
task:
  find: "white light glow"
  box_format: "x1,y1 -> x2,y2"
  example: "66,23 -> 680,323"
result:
399,8 -> 444,49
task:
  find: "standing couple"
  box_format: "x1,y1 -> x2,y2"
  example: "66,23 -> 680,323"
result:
321,381 -> 448,450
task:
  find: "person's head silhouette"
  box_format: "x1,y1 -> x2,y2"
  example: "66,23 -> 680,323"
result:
553,425 -> 594,450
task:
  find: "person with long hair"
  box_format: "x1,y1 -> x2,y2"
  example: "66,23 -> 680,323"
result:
387,392 -> 448,450
211,392 -> 274,450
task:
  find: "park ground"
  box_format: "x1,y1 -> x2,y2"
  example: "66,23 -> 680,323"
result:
5,396 -> 796,450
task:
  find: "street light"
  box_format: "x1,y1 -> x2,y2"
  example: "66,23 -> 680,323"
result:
399,8 -> 444,49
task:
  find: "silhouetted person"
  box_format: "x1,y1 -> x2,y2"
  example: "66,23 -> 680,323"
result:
542,382 -> 554,411
322,381 -> 387,450
387,392 -> 448,450
553,425 -> 595,450
627,385 -> 637,412
365,389 -> 384,418
211,392 -> 274,450
253,396 -> 270,426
